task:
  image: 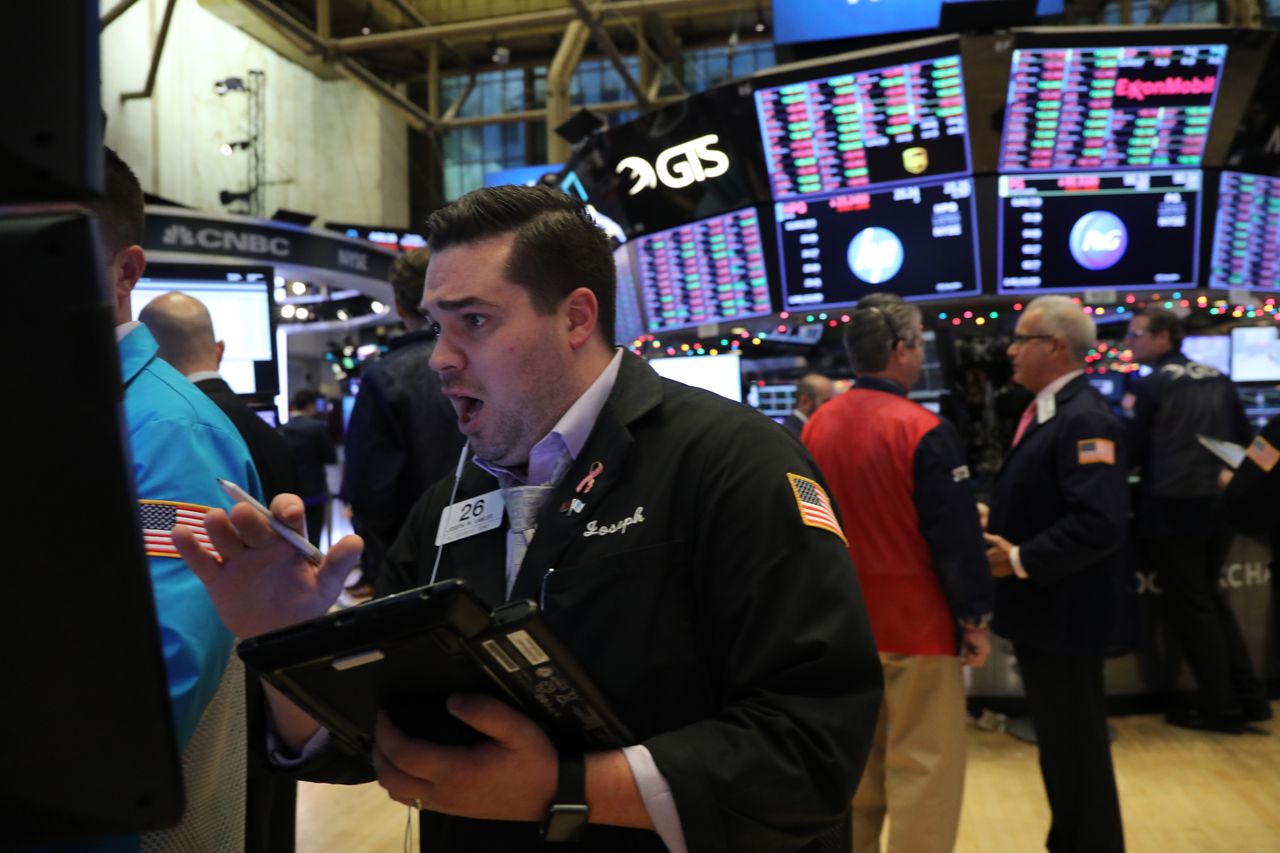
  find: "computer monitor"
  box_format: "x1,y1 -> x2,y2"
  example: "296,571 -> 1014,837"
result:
1182,334 -> 1231,376
996,170 -> 1201,293
999,43 -> 1227,173
612,242 -> 647,346
753,51 -> 973,200
132,263 -> 279,400
773,0 -> 945,45
648,352 -> 744,403
746,382 -> 799,420
629,207 -> 773,333
1209,171 -> 1280,292
1230,325 -> 1280,383
776,177 -> 981,308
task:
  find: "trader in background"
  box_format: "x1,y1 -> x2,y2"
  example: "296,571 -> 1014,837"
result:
781,372 -> 835,439
984,295 -> 1129,853
139,289 -> 301,853
1124,307 -> 1268,732
280,388 -> 336,548
343,247 -> 465,595
805,292 -> 992,853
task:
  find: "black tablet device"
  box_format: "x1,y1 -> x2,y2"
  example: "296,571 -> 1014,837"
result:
236,579 -> 633,753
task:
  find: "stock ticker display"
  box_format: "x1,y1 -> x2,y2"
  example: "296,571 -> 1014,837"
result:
754,55 -> 971,200
997,170 -> 1202,293
775,178 -> 981,306
631,208 -> 773,333
1211,171 -> 1280,291
1000,44 -> 1226,172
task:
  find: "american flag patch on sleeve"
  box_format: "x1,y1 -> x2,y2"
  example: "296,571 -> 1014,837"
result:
1077,438 -> 1116,465
1247,435 -> 1280,472
139,500 -> 219,559
786,473 -> 847,544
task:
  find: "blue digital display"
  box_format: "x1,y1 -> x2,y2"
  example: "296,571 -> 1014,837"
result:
483,164 -> 558,188
774,0 -> 944,46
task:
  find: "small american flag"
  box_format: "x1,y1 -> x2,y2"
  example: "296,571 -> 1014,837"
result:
787,473 -> 847,544
1077,438 -> 1116,466
1247,435 -> 1280,473
139,500 -> 219,559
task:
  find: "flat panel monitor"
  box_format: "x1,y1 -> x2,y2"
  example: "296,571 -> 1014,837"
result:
996,170 -> 1201,293
562,83 -> 769,237
612,242 -> 647,346
326,222 -> 427,253
630,207 -> 773,333
754,53 -> 971,200
132,263 -> 279,399
776,177 -> 981,309
1230,325 -> 1280,383
746,382 -> 798,420
648,353 -> 744,403
773,0 -> 944,46
1182,334 -> 1231,376
1209,171 -> 1280,292
1000,43 -> 1227,172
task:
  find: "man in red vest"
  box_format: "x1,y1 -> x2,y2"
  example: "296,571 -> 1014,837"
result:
804,293 -> 993,853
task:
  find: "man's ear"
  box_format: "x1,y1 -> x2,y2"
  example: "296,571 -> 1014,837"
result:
111,244 -> 147,323
564,286 -> 600,350
216,340 -> 226,366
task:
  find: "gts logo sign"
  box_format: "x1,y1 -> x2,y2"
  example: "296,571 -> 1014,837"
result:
616,134 -> 730,196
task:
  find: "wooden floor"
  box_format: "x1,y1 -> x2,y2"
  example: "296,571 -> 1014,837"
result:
296,703 -> 1280,852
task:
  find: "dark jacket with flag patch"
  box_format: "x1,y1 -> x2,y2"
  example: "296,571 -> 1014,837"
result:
289,352 -> 883,853
988,374 -> 1133,658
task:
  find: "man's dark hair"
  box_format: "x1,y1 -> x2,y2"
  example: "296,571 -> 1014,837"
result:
843,293 -> 922,374
1138,306 -> 1185,350
85,147 -> 145,259
388,246 -> 430,316
424,185 -> 616,343
291,388 -> 322,411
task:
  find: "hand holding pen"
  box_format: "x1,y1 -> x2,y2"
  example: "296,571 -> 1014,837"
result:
171,483 -> 364,639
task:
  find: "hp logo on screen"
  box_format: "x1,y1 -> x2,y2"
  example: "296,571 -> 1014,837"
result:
1068,211 -> 1128,271
847,227 -> 905,285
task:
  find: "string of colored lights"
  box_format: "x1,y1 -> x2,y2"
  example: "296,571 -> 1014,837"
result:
630,292 -> 1280,362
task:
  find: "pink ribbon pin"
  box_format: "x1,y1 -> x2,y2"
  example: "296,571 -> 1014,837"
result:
576,461 -> 605,494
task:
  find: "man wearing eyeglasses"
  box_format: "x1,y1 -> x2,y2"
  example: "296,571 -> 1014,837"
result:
983,295 -> 1129,853
1123,307 -> 1268,733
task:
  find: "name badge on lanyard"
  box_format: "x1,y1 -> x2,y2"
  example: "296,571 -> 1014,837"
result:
435,489 -> 504,546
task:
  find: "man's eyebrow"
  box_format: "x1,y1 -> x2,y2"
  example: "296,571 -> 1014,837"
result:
427,296 -> 501,313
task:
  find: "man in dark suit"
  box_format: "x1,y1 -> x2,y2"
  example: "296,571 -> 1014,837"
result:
280,388 -> 337,547
140,291 -> 300,502
982,295 -> 1129,853
139,289 -> 301,853
781,372 -> 835,439
343,247 -> 465,593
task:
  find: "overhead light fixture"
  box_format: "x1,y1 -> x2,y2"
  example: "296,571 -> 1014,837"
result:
295,307 -> 311,320
218,189 -> 253,206
754,17 -> 767,33
336,308 -> 350,321
492,45 -> 511,65
214,77 -> 246,95
290,281 -> 308,295
220,140 -> 252,156
359,2 -> 373,35
281,304 -> 297,319
370,300 -> 386,314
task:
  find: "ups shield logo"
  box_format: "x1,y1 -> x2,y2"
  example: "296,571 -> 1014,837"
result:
903,147 -> 929,175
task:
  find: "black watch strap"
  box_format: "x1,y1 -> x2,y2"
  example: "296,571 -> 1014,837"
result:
541,752 -> 589,843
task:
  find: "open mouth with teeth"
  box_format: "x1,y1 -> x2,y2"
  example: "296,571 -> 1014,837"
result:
454,395 -> 484,428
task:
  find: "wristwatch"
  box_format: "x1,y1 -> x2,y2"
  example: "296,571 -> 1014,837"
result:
541,752 -> 589,843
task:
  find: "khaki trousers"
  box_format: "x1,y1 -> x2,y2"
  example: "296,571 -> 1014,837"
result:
852,652 -> 967,853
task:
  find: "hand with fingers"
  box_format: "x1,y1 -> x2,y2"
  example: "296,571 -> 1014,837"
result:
173,492 -> 365,639
374,694 -> 558,821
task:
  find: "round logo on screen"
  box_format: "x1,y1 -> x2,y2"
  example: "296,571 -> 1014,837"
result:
1068,211 -> 1128,271
847,227 -> 905,285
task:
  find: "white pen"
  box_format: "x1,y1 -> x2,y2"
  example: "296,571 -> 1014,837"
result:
216,478 -> 326,566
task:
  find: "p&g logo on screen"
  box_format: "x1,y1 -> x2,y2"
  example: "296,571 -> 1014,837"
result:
1068,211 -> 1128,271
847,227 -> 905,285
